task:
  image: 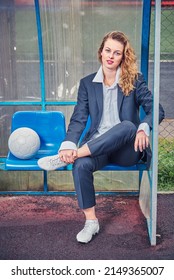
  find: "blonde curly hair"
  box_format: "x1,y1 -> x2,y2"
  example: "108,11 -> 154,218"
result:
98,31 -> 138,96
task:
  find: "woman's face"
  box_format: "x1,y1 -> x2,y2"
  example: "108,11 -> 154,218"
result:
100,38 -> 124,71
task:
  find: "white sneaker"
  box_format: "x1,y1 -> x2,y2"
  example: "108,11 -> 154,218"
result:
37,154 -> 67,171
76,219 -> 100,243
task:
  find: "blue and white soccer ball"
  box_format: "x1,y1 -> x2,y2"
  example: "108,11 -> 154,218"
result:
8,127 -> 40,159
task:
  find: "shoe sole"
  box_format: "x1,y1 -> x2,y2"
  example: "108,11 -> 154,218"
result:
76,228 -> 99,244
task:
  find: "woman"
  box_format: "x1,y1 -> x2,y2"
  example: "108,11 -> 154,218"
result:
38,31 -> 164,243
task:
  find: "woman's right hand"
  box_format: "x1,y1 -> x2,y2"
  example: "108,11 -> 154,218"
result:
59,149 -> 77,164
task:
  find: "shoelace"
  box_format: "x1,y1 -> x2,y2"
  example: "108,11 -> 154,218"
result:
50,156 -> 61,167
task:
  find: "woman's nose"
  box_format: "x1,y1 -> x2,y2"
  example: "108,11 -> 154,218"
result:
109,52 -> 114,58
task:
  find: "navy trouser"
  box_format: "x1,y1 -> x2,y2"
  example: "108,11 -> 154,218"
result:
72,121 -> 141,209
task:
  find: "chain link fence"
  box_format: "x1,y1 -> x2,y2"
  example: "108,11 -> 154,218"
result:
150,2 -> 174,191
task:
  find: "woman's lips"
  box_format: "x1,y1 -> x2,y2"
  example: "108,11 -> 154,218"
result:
107,60 -> 114,64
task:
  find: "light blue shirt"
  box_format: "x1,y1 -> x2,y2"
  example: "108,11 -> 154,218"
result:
91,66 -> 121,139
59,67 -> 150,151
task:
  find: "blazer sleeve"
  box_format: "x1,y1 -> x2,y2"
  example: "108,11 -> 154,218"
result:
64,78 -> 89,145
135,74 -> 165,129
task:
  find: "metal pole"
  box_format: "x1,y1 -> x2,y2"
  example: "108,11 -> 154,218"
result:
141,0 -> 152,84
34,0 -> 46,111
140,0 -> 151,120
151,0 -> 161,246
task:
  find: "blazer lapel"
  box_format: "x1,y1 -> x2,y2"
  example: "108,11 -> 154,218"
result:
94,82 -> 103,116
117,85 -> 124,113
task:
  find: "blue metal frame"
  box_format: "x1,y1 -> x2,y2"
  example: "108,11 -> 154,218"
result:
141,0 -> 152,83
149,0 -> 161,246
0,0 -> 152,197
34,0 -> 46,110
0,190 -> 139,196
0,101 -> 76,106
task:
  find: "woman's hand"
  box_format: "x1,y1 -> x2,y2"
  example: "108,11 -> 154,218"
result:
59,149 -> 77,164
134,130 -> 149,152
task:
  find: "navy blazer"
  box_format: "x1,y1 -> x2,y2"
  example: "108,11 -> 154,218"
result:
65,72 -> 165,147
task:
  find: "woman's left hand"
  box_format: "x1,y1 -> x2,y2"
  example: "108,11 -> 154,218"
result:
134,130 -> 149,152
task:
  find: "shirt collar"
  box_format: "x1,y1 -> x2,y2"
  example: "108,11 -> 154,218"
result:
92,66 -> 120,86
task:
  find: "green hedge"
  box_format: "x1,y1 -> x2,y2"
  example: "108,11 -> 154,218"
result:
158,139 -> 174,191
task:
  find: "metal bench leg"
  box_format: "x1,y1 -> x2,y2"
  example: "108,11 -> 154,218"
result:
43,170 -> 48,193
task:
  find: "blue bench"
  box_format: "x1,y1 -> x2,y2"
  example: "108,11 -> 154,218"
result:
5,111 -> 67,171
5,110 -> 147,190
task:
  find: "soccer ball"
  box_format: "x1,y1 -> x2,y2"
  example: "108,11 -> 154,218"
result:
8,127 -> 40,159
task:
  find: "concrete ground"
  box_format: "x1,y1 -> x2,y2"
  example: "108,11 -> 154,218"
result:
0,194 -> 174,260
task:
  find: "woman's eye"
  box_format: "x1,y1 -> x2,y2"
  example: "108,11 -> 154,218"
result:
114,52 -> 121,56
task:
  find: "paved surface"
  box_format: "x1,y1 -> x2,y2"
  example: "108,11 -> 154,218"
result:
0,194 -> 173,260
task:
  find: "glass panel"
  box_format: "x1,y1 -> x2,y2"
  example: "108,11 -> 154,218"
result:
46,105 -> 74,128
48,171 -> 74,191
0,171 -> 43,191
40,0 -> 143,101
139,171 -> 150,219
47,170 -> 139,192
0,0 -> 41,102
